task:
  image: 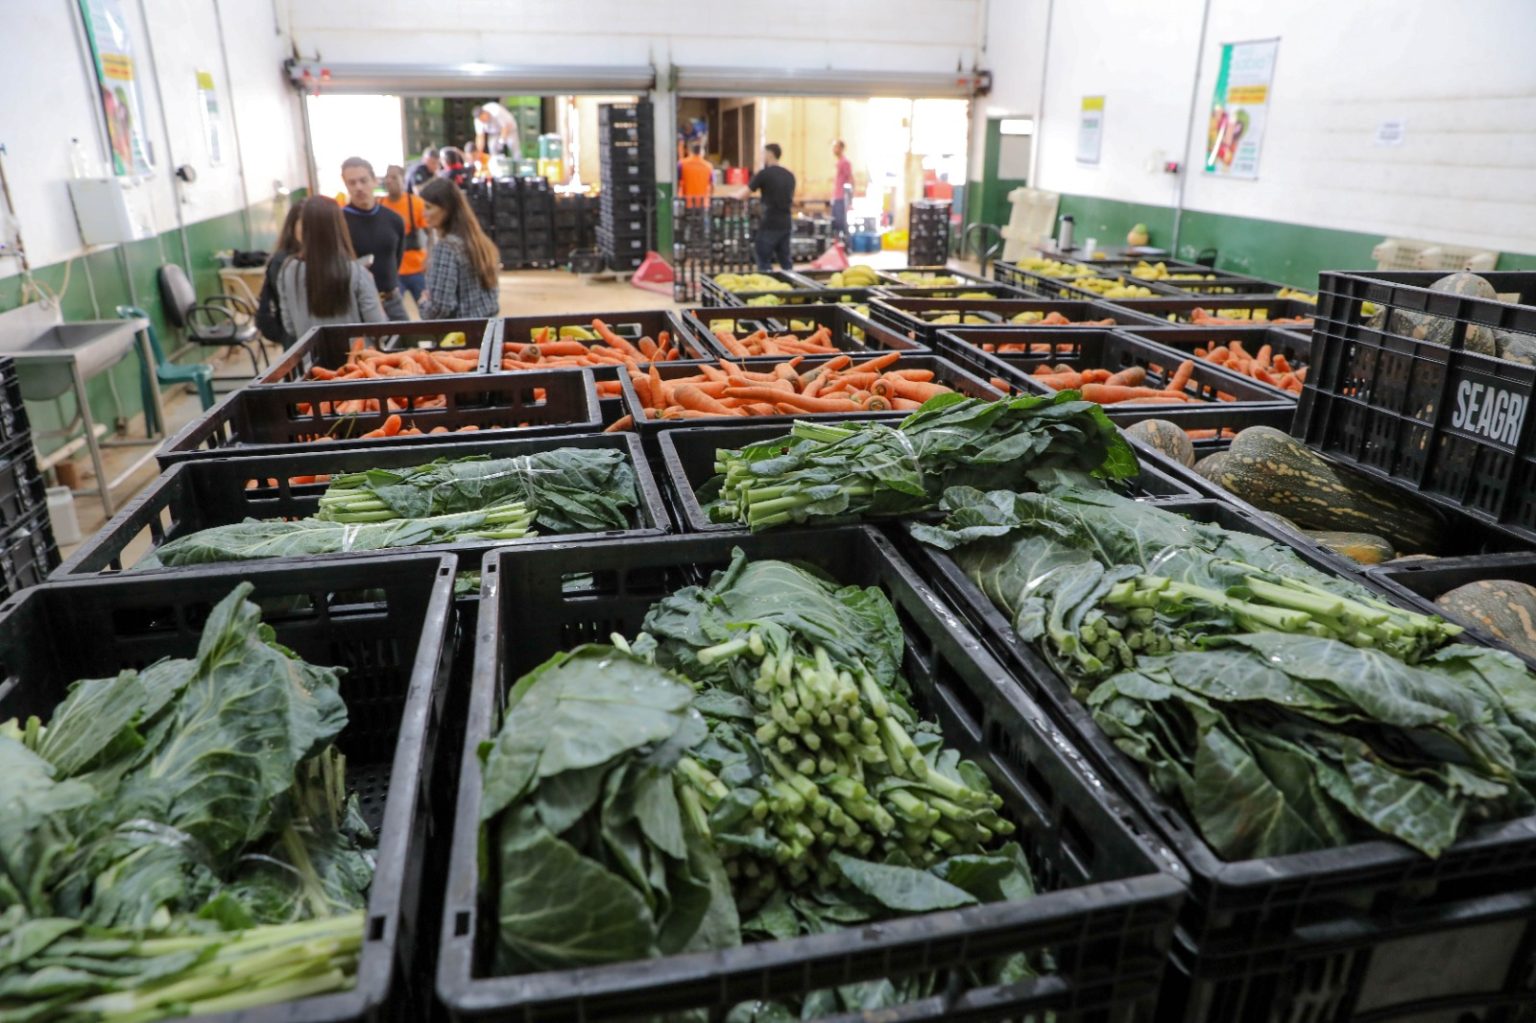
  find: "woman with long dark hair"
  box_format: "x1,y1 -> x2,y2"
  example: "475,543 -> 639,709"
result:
277,197 -> 386,337
419,177 -> 500,319
255,203 -> 303,344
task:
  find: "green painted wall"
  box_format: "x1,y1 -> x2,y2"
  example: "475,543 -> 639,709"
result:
655,181 -> 673,256
0,194 -> 292,454
1053,193 -> 1536,289
962,119 -> 1027,254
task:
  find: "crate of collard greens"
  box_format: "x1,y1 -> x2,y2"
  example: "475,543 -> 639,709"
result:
436,528 -> 1186,1022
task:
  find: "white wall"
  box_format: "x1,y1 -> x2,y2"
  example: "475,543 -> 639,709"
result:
0,0 -> 307,277
1021,0 -> 1536,255
972,0 -> 1050,170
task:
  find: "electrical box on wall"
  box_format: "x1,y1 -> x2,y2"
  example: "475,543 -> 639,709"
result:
67,177 -> 155,246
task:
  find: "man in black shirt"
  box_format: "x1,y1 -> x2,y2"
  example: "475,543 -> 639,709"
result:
340,157 -> 408,320
748,143 -> 796,272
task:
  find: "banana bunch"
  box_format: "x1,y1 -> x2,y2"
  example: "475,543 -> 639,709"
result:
746,293 -> 785,306
523,325 -> 597,341
1017,257 -> 1098,278
1278,287 -> 1318,304
716,272 -> 795,292
931,313 -> 992,324
894,271 -> 961,286
826,264 -> 881,288
1073,276 -> 1158,299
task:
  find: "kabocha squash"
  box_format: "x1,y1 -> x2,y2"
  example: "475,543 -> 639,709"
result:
1497,329 -> 1536,367
1203,426 -> 1444,553
1302,530 -> 1396,565
1126,419 -> 1196,467
1435,580 -> 1536,660
1386,271 -> 1499,355
1193,450 -> 1234,485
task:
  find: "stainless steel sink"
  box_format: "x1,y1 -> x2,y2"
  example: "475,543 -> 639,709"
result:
0,321 -> 143,401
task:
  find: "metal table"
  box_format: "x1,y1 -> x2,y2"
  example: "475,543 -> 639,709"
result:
0,302 -> 167,516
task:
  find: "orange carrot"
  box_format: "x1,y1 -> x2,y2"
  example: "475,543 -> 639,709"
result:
1106,365 -> 1147,387
723,387 -> 863,412
1166,359 -> 1196,393
604,415 -> 634,432
673,384 -> 738,415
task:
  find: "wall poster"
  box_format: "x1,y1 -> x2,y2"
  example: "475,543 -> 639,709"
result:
79,0 -> 155,176
1076,95 -> 1104,165
196,70 -> 223,166
1204,39 -> 1278,179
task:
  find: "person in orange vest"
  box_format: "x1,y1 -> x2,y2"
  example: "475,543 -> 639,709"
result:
380,165 -> 430,310
678,142 -> 714,209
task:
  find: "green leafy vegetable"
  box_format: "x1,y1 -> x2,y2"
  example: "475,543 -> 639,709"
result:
0,584 -> 374,1021
918,485 -> 1536,860
704,392 -> 1137,530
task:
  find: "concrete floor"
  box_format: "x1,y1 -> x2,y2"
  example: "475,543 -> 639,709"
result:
56,250 -> 977,562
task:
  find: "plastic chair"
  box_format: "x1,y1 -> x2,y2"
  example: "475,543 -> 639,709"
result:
117,306 -> 215,435
157,263 -> 268,381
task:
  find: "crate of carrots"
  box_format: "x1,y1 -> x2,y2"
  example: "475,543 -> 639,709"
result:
1114,325 -> 1311,397
158,368 -> 599,466
685,303 -> 923,365
492,311 -> 712,380
612,351 -> 1001,432
1109,296 -> 1317,329
259,319 -> 495,385
937,328 -> 1295,412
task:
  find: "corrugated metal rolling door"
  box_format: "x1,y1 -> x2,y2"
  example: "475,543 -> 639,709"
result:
286,62 -> 656,95
670,67 -> 985,98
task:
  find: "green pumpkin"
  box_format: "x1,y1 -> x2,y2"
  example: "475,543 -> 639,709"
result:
1388,272 -> 1499,354
1497,329 -> 1536,366
1436,580 -> 1536,660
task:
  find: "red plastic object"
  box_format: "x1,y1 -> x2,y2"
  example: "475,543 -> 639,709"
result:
725,167 -> 749,185
630,251 -> 675,295
809,242 -> 849,271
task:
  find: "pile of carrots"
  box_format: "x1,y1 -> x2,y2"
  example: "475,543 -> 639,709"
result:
1029,359 -> 1213,405
1194,339 -> 1306,394
1189,307 -> 1314,328
500,321 -> 686,371
306,341 -> 480,380
602,353 -> 955,428
1013,311 -> 1118,328
713,326 -> 843,358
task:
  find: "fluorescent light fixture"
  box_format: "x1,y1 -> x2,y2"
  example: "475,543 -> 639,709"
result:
461,62 -> 494,74
1000,118 -> 1034,136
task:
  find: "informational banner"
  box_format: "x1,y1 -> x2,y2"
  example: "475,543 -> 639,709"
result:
196,70 -> 223,166
79,0 -> 154,175
1204,39 -> 1278,179
1077,95 -> 1104,165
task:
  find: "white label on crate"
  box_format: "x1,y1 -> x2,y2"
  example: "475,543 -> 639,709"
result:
1374,119 -> 1406,146
1451,380 -> 1526,445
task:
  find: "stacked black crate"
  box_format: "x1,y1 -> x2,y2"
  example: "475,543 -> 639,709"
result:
672,196 -> 758,301
0,358 -> 57,596
554,192 -> 583,264
908,200 -> 951,266
520,176 -> 556,268
489,178 -> 522,268
598,102 -> 654,272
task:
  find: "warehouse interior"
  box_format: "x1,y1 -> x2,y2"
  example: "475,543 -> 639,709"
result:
2,1 -> 1536,1022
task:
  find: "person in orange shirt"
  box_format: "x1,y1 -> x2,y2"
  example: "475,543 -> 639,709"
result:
678,142 -> 714,208
381,165 -> 430,308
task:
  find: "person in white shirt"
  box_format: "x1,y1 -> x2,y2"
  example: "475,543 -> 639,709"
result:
475,102 -> 519,156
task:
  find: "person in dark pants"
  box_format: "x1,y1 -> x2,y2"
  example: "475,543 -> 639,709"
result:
749,143 -> 796,272
339,156 -> 408,320
831,139 -> 853,242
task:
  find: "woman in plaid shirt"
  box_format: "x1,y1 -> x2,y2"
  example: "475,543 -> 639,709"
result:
418,178 -> 501,319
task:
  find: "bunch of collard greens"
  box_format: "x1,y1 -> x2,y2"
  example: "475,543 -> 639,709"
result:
479,553 -> 1039,1016
703,392 -> 1138,530
0,584 -> 374,1021
141,449 -> 641,568
914,486 -> 1536,860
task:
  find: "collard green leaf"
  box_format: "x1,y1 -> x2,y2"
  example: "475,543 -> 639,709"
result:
828,853 -> 977,913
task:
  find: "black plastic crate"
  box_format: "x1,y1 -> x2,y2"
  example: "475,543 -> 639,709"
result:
493,310 -> 711,385
1149,275 -> 1286,298
658,421 -> 1199,533
56,432 -> 669,578
1109,295 -> 1318,328
876,266 -> 994,290
0,434 -> 47,535
598,102 -> 652,125
602,179 -> 653,200
1114,325 -> 1312,400
603,251 -> 646,272
685,303 -> 925,364
158,369 -> 600,465
260,321 -> 495,385
873,296 -> 1164,348
620,351 -> 1000,434
902,501 -> 1536,1023
602,215 -> 649,236
936,327 -> 1297,411
0,358 -> 31,445
600,161 -> 651,183
596,230 -> 646,254
0,552 -> 456,1023
0,506 -> 59,600
874,283 -> 1027,302
599,195 -> 648,218
1367,554 -> 1536,669
707,287 -> 882,310
1293,270 -> 1536,544
437,527 -> 1185,1023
